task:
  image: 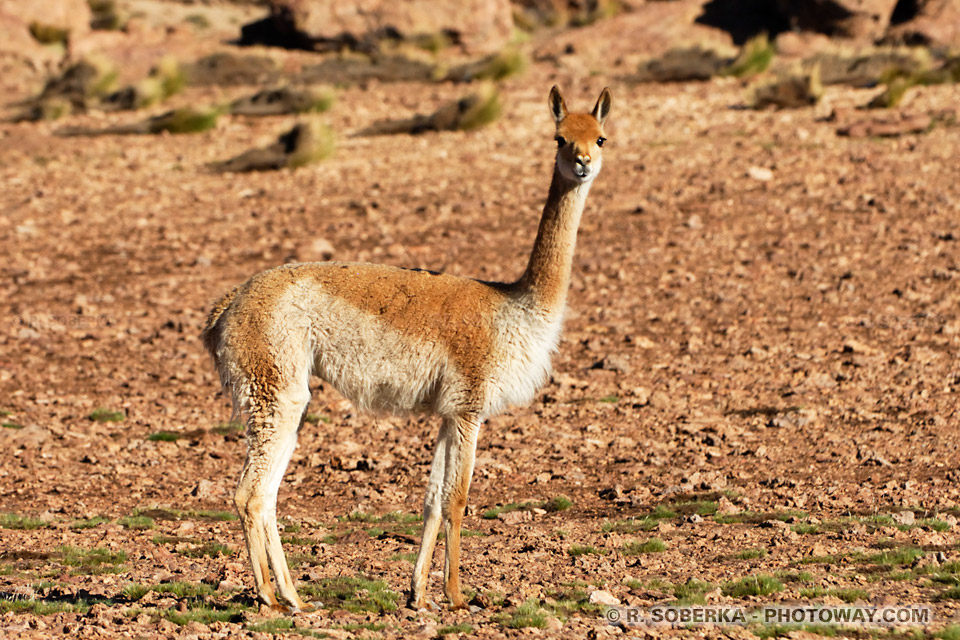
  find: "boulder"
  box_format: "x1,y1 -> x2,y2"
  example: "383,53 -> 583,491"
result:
0,0 -> 91,44
0,10 -> 57,68
885,0 -> 960,47
242,0 -> 514,56
776,0 -> 899,41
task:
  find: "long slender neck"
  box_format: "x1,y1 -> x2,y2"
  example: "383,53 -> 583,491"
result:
516,165 -> 592,314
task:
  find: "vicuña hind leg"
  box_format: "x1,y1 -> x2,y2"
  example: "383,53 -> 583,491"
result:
235,391 -> 311,611
441,415 -> 480,610
409,418 -> 452,608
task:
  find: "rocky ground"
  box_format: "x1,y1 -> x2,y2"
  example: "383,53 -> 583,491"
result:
2,2 -> 960,639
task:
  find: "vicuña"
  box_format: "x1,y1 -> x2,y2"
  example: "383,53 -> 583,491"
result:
201,85 -> 612,611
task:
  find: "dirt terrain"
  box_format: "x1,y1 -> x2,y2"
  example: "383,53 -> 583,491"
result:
2,3 -> 960,639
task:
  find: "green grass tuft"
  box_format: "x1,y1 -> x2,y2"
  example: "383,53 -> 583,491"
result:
799,586 -> 869,603
122,583 -> 150,601
212,421 -> 243,435
672,579 -> 714,605
457,85 -> 501,131
2,422 -> 23,429
601,517 -> 658,533
300,576 -> 400,613
163,604 -> 246,626
438,622 -> 475,634
865,546 -> 924,567
735,547 -> 768,560
0,597 -> 91,616
569,544 -> 607,557
722,574 -> 784,598
496,598 -> 548,629
153,581 -> 215,599
70,516 -> 110,530
90,407 -> 124,422
752,623 -> 837,638
186,509 -> 238,522
148,108 -> 219,134
724,33 -> 774,78
936,625 -> 960,640
472,47 -> 528,82
0,513 -> 48,530
339,511 -> 420,524
58,545 -> 126,573
791,523 -> 819,534
147,431 -> 179,442
29,22 -> 69,45
179,542 -> 232,558
288,121 -> 336,168
649,504 -> 677,519
246,618 -> 294,633
623,538 -> 666,555
545,496 -> 573,512
118,515 -> 155,530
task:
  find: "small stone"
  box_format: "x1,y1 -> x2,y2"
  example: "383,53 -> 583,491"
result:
469,592 -> 490,609
297,237 -> 335,262
544,615 -> 564,632
685,214 -> 702,229
191,479 -> 222,499
649,391 -> 670,409
588,589 -> 621,606
687,513 -> 703,524
747,166 -> 773,181
413,622 -> 438,638
631,387 -> 650,405
893,510 -> 916,526
498,509 -> 533,525
716,496 -> 738,515
599,485 -> 624,500
157,618 -> 178,634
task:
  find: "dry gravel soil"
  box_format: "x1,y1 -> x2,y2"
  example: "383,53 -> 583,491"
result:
3,26 -> 960,640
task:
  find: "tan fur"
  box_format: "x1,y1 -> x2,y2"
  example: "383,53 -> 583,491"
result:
201,86 -> 611,611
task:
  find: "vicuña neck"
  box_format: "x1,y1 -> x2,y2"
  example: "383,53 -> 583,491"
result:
517,166 -> 592,314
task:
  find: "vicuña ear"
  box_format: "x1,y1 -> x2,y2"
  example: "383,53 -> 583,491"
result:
592,87 -> 612,127
548,85 -> 567,124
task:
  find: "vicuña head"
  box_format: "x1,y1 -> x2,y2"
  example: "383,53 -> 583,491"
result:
550,84 -> 611,184
201,86 -> 612,613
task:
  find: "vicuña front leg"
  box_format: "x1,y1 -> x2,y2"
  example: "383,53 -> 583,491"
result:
441,415 -> 480,610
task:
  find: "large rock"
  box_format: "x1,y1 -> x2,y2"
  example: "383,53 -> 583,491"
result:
0,0 -> 91,43
0,11 -> 57,67
885,0 -> 960,47
242,0 -> 514,56
776,0 -> 899,41
535,0 -> 734,71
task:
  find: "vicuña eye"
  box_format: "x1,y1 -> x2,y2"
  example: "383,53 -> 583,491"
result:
555,136 -> 566,148
597,137 -> 606,147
